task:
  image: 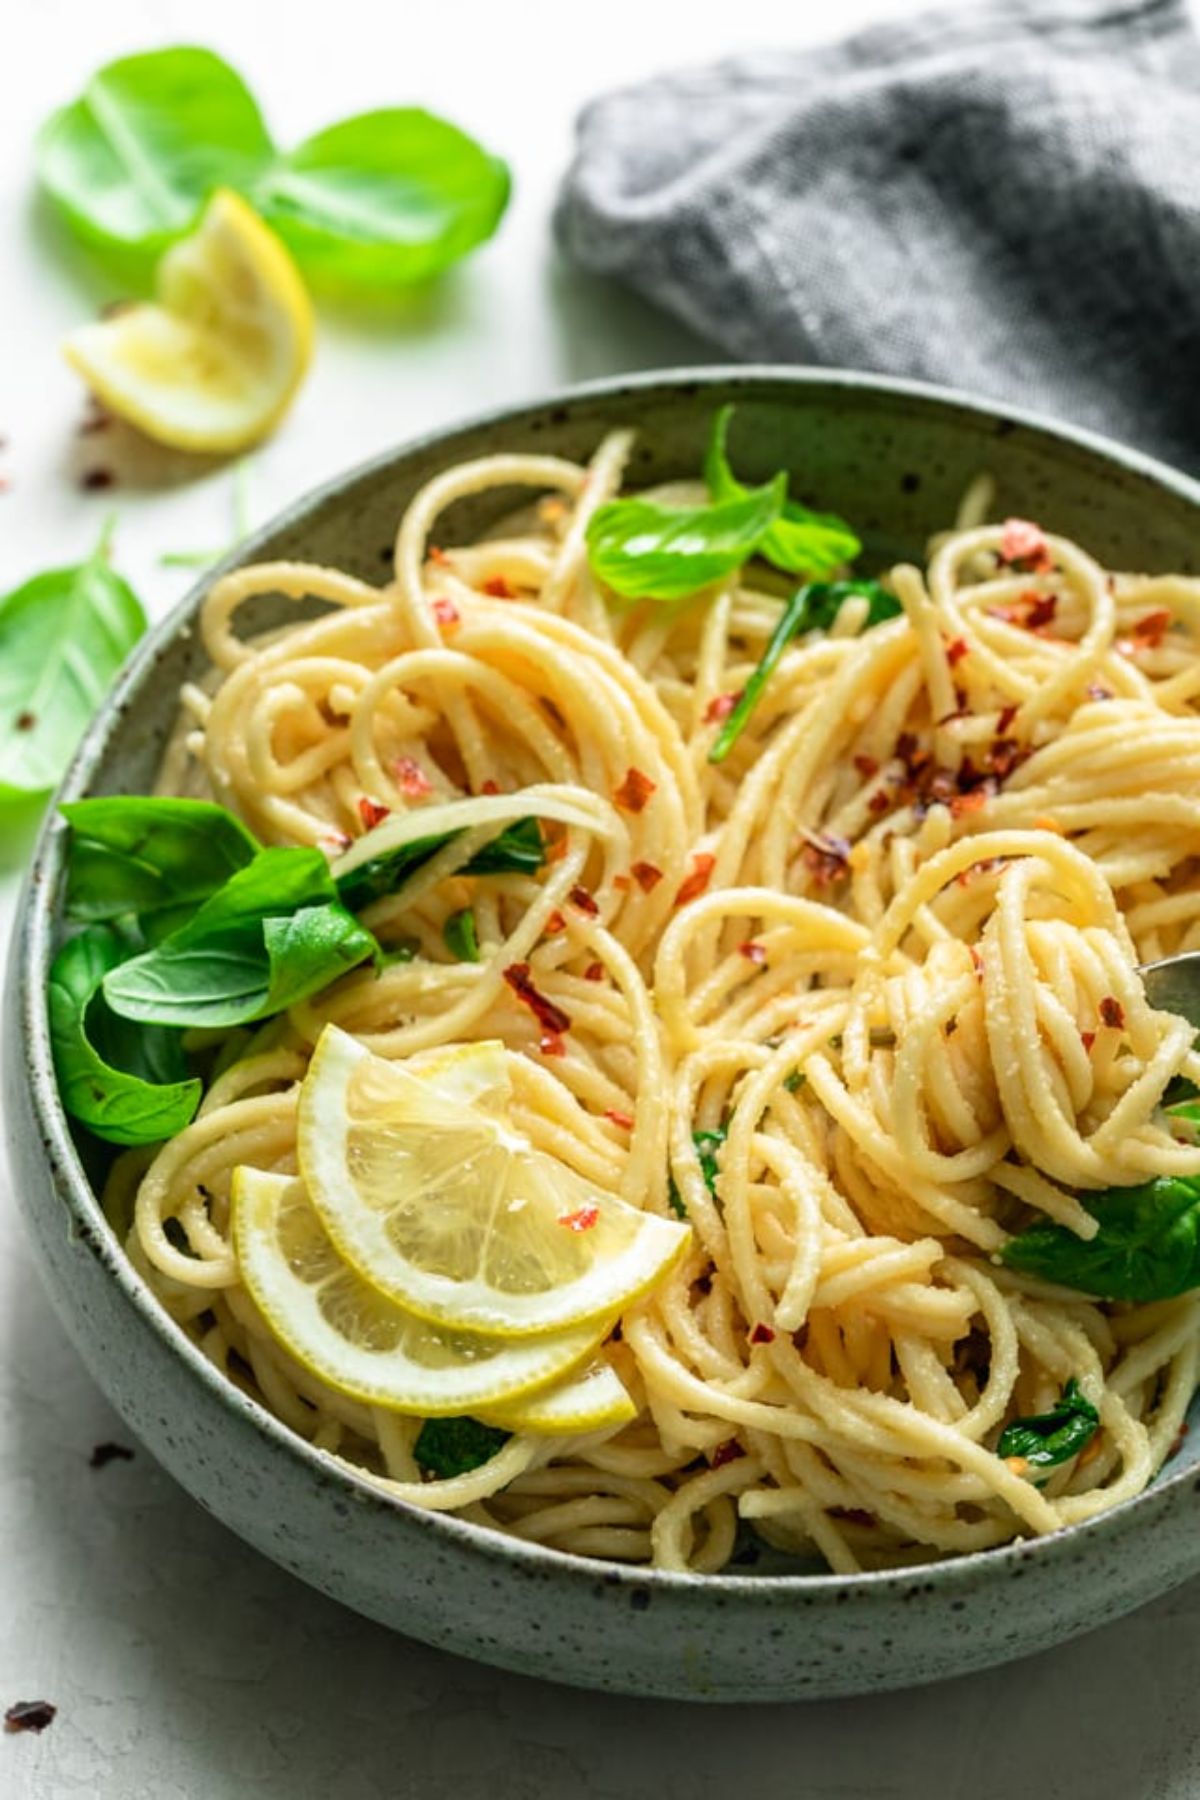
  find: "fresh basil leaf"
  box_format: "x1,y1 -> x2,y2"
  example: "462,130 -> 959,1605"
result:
37,47 -> 274,268
704,406 -> 861,579
61,796 -> 259,923
443,908 -> 480,962
255,109 -> 510,291
1001,1175 -> 1200,1301
413,1416 -> 510,1479
709,578 -> 900,764
0,530 -> 146,807
335,817 -> 544,912
586,477 -> 786,602
996,1379 -> 1100,1471
668,1125 -> 729,1219
103,847 -> 375,1028
48,924 -> 201,1146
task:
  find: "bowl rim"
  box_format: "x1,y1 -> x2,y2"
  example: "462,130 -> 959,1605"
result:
16,361 -> 1200,1604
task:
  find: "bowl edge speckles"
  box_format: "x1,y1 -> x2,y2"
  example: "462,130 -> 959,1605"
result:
8,365 -> 1200,1703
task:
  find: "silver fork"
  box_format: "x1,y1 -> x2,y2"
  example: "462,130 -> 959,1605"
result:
1140,954 -> 1200,1032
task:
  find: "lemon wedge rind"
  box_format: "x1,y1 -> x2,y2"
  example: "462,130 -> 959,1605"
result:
481,1359 -> 637,1434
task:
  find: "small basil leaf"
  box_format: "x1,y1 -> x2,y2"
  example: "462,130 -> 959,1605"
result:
586,476 -> 786,602
335,817 -> 544,912
37,47 -> 275,268
668,1125 -> 729,1219
255,109 -> 510,291
49,925 -> 200,1146
1001,1176 -> 1200,1301
996,1380 -> 1100,1470
443,908 -> 480,962
709,578 -> 900,765
0,533 -> 146,807
61,796 -> 259,922
463,817 -> 544,876
704,405 -> 861,578
413,1416 -> 510,1479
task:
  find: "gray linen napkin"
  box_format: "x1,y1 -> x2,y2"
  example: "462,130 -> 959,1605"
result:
555,0 -> 1200,470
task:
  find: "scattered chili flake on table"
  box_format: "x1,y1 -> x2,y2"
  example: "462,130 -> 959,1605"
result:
393,757 -> 432,798
5,1702 -> 56,1735
15,711 -> 35,732
710,1439 -> 746,1469
357,796 -> 390,830
89,1442 -> 134,1469
739,940 -> 767,965
503,963 -> 572,1035
631,860 -> 663,893
482,574 -> 515,599
431,596 -> 460,628
749,1322 -> 776,1345
569,884 -> 599,916
559,1204 -> 599,1232
675,853 -> 716,906
614,767 -> 656,813
705,691 -> 739,723
1099,996 -> 1126,1030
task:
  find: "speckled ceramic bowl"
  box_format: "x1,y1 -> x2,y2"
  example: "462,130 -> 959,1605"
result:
8,368 -> 1200,1704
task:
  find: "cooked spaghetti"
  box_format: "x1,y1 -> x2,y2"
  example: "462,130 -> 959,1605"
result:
106,429 -> 1200,1575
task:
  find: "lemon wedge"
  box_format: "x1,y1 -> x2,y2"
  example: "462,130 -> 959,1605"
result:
296,1024 -> 690,1337
482,1360 -> 637,1434
63,189 -> 314,454
232,1168 -> 605,1415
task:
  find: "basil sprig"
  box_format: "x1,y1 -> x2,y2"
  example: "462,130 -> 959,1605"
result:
1,527 -> 145,815
1001,1175 -> 1200,1301
996,1380 -> 1100,1471
413,1416 -> 510,1479
709,579 -> 900,764
704,405 -> 861,578
586,477 -> 787,602
38,47 -> 509,292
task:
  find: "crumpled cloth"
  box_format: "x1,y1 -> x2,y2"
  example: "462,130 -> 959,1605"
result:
555,0 -> 1200,470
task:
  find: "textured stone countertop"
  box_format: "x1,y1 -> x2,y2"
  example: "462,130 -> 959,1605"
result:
4,1 -> 1200,1793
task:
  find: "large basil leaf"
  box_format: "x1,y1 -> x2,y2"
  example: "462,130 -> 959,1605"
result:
37,47 -> 274,265
585,477 -> 786,602
335,817 -> 544,912
61,796 -> 259,923
709,579 -> 900,764
0,535 -> 145,808
704,405 -> 861,578
102,847 -> 375,1028
1001,1176 -> 1200,1301
255,110 -> 510,291
48,925 -> 201,1146
996,1380 -> 1100,1471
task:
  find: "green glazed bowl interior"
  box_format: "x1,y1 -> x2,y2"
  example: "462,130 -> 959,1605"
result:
8,367 -> 1200,1704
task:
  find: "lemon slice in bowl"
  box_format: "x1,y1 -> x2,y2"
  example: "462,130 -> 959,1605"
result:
296,1024 -> 690,1337
63,189 -> 314,454
482,1359 -> 637,1434
231,1168 -> 605,1415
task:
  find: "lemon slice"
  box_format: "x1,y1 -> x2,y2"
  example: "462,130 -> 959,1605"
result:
297,1024 -> 690,1337
482,1360 -> 637,1434
63,189 -> 314,453
232,1168 -> 605,1415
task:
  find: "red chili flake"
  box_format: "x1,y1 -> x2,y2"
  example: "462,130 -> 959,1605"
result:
868,788 -> 891,815
545,910 -> 566,935
1025,593 -> 1059,631
997,703 -> 1019,734
431,596 -> 460,628
5,1701 -> 56,1735
749,1322 -> 776,1345
569,884 -> 599,916
799,831 -> 851,887
357,796 -> 390,830
540,1033 -> 567,1058
739,940 -> 767,965
604,1109 -> 635,1130
896,732 -> 918,762
1000,518 -> 1051,570
945,637 -> 969,666
675,852 -> 716,906
89,1441 -> 134,1469
1132,608 -> 1172,647
950,789 -> 988,819
559,1204 -> 599,1232
583,961 -> 605,982
631,860 -> 663,893
971,947 -> 985,977
853,753 -> 880,778
1080,1029 -> 1097,1053
81,467 -> 115,490
1099,996 -> 1126,1030
710,1438 -> 746,1469
705,691 -> 739,723
614,767 -> 656,813
15,711 -> 35,731
1086,683 -> 1113,702
428,544 -> 451,567
482,575 -> 515,599
480,778 -> 500,795
503,963 -> 573,1036
393,757 -> 433,798
988,739 -> 1022,780
612,873 -> 631,892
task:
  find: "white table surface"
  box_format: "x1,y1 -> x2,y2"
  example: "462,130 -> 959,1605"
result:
5,2 -> 1200,1794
